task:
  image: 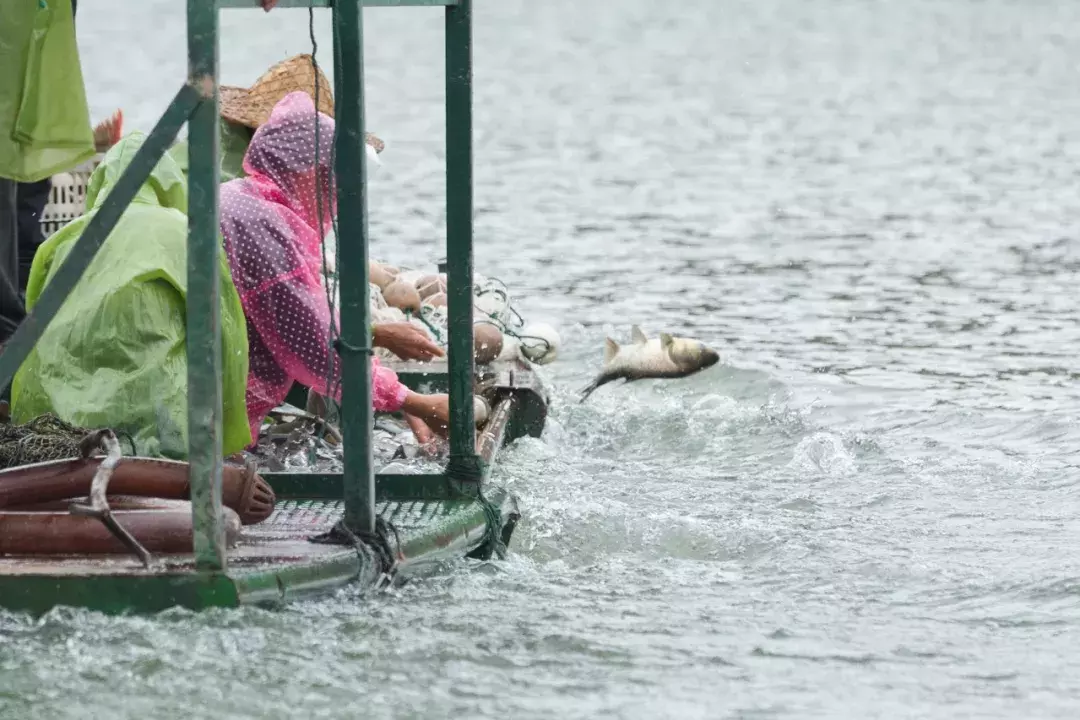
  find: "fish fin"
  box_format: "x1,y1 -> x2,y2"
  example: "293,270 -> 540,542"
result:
603,337 -> 620,365
660,332 -> 674,350
579,374 -> 615,403
630,325 -> 648,345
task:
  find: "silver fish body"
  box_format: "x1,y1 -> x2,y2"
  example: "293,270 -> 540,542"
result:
579,325 -> 720,402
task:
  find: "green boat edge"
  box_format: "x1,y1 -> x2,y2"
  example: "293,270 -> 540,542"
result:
0,487 -> 520,616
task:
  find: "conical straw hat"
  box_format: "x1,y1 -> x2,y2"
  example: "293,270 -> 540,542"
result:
220,54 -> 384,153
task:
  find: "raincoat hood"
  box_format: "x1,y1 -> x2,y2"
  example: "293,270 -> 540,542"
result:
242,91 -> 336,236
218,91 -> 411,441
86,131 -> 188,212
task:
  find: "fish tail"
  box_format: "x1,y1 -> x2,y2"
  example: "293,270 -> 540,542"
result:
578,375 -> 613,403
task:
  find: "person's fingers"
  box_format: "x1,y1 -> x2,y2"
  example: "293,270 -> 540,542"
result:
427,417 -> 449,439
398,326 -> 443,361
404,327 -> 444,360
411,346 -> 438,362
419,337 -> 445,358
405,413 -> 433,444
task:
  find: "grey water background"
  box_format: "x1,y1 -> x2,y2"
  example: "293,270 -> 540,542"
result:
3,0 -> 1080,717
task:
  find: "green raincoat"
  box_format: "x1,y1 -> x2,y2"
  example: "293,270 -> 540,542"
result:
11,133 -> 252,458
0,0 -> 95,182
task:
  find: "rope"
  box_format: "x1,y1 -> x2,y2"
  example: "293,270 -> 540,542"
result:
309,515 -> 401,585
309,5 -> 344,420
469,274 -> 553,355
473,487 -> 507,559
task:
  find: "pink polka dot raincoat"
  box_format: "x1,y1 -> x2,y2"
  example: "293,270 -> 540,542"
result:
219,91 -> 409,445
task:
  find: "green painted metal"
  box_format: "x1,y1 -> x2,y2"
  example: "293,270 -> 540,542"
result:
0,84 -> 201,394
187,0 -> 228,572
384,494 -> 494,570
217,0 -> 459,7
264,472 -> 476,500
362,0 -> 459,5
0,572 -> 239,616
232,548 -> 370,607
332,0 -> 377,536
0,489 -> 515,615
444,0 -> 482,481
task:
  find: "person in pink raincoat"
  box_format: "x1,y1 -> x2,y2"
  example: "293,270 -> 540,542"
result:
218,91 -> 450,446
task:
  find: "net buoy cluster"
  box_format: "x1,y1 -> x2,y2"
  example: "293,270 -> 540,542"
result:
350,261 -> 562,368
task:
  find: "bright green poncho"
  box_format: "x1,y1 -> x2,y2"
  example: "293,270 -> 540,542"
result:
0,0 -> 95,182
11,133 -> 252,458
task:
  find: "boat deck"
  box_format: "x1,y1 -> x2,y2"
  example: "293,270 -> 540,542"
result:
0,490 -> 516,614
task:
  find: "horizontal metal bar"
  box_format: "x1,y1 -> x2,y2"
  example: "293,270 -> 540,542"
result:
216,0 -> 458,8
217,0 -> 333,5
265,394 -> 515,500
263,472 -> 479,501
0,84 -> 202,393
362,0 -> 459,5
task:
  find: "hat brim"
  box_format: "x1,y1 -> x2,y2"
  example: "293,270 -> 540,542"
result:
218,55 -> 384,152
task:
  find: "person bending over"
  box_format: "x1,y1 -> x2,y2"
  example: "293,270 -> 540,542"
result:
217,91 -> 452,445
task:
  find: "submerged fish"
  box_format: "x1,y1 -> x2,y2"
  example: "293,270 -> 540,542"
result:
579,325 -> 720,402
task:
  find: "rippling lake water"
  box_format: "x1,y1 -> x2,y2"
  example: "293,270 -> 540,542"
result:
4,0 -> 1080,717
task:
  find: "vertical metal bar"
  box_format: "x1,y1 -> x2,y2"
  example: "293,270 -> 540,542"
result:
333,0 -> 376,533
445,0 -> 480,478
186,0 -> 226,571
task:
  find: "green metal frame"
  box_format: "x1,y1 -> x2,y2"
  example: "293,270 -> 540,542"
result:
0,0 -> 481,576
0,487 -> 519,615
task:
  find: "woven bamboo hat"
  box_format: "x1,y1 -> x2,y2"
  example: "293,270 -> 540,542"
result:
220,54 -> 384,153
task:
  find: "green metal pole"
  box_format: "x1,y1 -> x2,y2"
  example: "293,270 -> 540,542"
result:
445,0 -> 480,478
186,0 -> 227,571
333,0 -> 376,534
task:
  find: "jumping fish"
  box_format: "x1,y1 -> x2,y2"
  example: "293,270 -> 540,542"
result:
579,325 -> 720,402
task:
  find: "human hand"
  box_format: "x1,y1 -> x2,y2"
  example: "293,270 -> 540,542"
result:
401,392 -> 449,438
261,0 -> 278,10
404,413 -> 444,453
372,322 -> 445,362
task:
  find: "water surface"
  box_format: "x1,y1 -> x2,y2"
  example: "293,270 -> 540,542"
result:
4,1 -> 1080,717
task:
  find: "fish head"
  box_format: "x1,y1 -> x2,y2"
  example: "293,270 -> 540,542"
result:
662,334 -> 721,372
697,344 -> 721,369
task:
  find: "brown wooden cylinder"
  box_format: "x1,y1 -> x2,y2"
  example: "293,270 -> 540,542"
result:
0,504 -> 242,556
0,458 -> 274,525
